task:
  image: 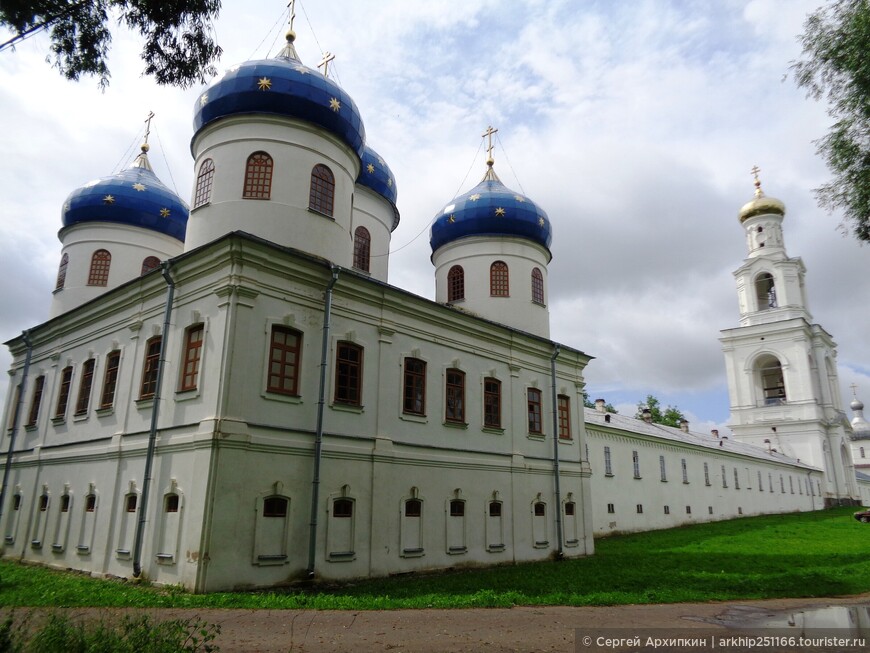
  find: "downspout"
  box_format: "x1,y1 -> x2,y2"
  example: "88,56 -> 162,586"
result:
0,331 -> 33,532
550,344 -> 564,558
133,262 -> 175,578
825,431 -> 841,507
307,266 -> 340,578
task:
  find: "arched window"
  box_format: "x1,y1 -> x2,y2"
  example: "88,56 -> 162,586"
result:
309,164 -> 335,216
755,272 -> 776,310
328,498 -> 351,518
87,250 -> 111,286
490,261 -> 509,297
353,226 -> 371,272
447,265 -> 464,302
55,253 -> 68,290
262,496 -> 288,518
531,267 -> 544,305
243,152 -> 273,199
405,498 -> 422,517
193,158 -> 215,207
141,256 -> 160,275
756,355 -> 786,405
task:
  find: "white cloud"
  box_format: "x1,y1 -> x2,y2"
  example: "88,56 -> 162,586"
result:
1,0 -> 867,428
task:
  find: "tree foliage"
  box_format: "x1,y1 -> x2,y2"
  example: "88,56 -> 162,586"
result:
583,394 -> 618,413
1,1 -> 223,88
637,394 -> 685,428
791,0 -> 870,241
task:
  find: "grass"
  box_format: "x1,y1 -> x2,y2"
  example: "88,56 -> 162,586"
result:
0,613 -> 220,652
1,508 -> 868,610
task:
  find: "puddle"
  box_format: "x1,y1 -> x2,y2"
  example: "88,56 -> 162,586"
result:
713,604 -> 870,635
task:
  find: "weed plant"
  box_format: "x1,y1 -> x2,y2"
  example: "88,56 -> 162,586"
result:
0,613 -> 220,652
1,508 -> 867,610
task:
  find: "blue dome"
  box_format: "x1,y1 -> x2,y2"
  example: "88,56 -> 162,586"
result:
193,42 -> 365,158
62,154 -> 189,242
429,171 -> 552,253
357,145 -> 397,205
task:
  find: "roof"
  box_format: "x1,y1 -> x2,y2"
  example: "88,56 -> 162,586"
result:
584,408 -> 821,471
430,172 -> 552,253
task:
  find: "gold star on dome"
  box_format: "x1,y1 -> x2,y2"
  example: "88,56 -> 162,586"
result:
538,217 -> 545,227
387,178 -> 392,187
294,64 -> 309,74
329,97 -> 341,112
469,194 -> 481,202
514,195 -> 525,203
448,214 -> 456,223
378,157 -> 385,166
199,93 -> 208,106
495,207 -> 506,216
366,163 -> 375,173
160,208 -> 171,218
103,195 -> 115,205
257,77 -> 272,91
132,183 -> 146,192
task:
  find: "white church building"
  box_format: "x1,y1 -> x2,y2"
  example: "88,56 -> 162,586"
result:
1,23 -> 867,592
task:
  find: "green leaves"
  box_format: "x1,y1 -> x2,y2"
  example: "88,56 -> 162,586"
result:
792,0 -> 870,242
0,1 -> 222,88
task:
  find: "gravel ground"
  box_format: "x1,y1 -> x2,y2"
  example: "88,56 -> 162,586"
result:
5,593 -> 869,652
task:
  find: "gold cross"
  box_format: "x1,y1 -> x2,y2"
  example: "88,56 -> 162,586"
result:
750,164 -> 762,197
483,125 -> 498,163
851,383 -> 859,397
287,0 -> 296,32
143,111 -> 155,145
318,51 -> 335,77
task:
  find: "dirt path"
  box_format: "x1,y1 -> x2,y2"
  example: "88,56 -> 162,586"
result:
11,593 -> 867,652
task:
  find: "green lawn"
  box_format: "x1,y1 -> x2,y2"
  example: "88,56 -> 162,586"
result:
2,508 -> 868,610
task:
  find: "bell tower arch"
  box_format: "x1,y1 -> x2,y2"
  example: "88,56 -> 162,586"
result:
720,169 -> 858,506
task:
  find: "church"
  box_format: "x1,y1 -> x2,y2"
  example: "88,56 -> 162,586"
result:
1,19 -> 867,592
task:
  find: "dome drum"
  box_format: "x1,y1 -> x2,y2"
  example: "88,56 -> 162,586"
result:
186,120 -> 359,258
432,235 -> 551,338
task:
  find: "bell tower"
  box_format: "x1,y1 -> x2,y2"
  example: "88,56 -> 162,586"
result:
719,169 -> 859,506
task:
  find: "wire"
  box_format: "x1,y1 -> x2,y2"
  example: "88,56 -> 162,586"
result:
153,127 -> 180,196
382,139 -> 485,257
112,129 -> 145,174
450,139 -> 485,201
297,0 -> 343,85
495,132 -> 525,195
250,5 -> 290,60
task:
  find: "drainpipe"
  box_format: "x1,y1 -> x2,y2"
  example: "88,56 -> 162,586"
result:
133,262 -> 175,578
307,266 -> 340,578
825,431 -> 841,507
550,344 -> 564,558
0,331 -> 33,532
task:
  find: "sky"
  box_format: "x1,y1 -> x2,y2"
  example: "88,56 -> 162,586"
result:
1,0 -> 868,435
